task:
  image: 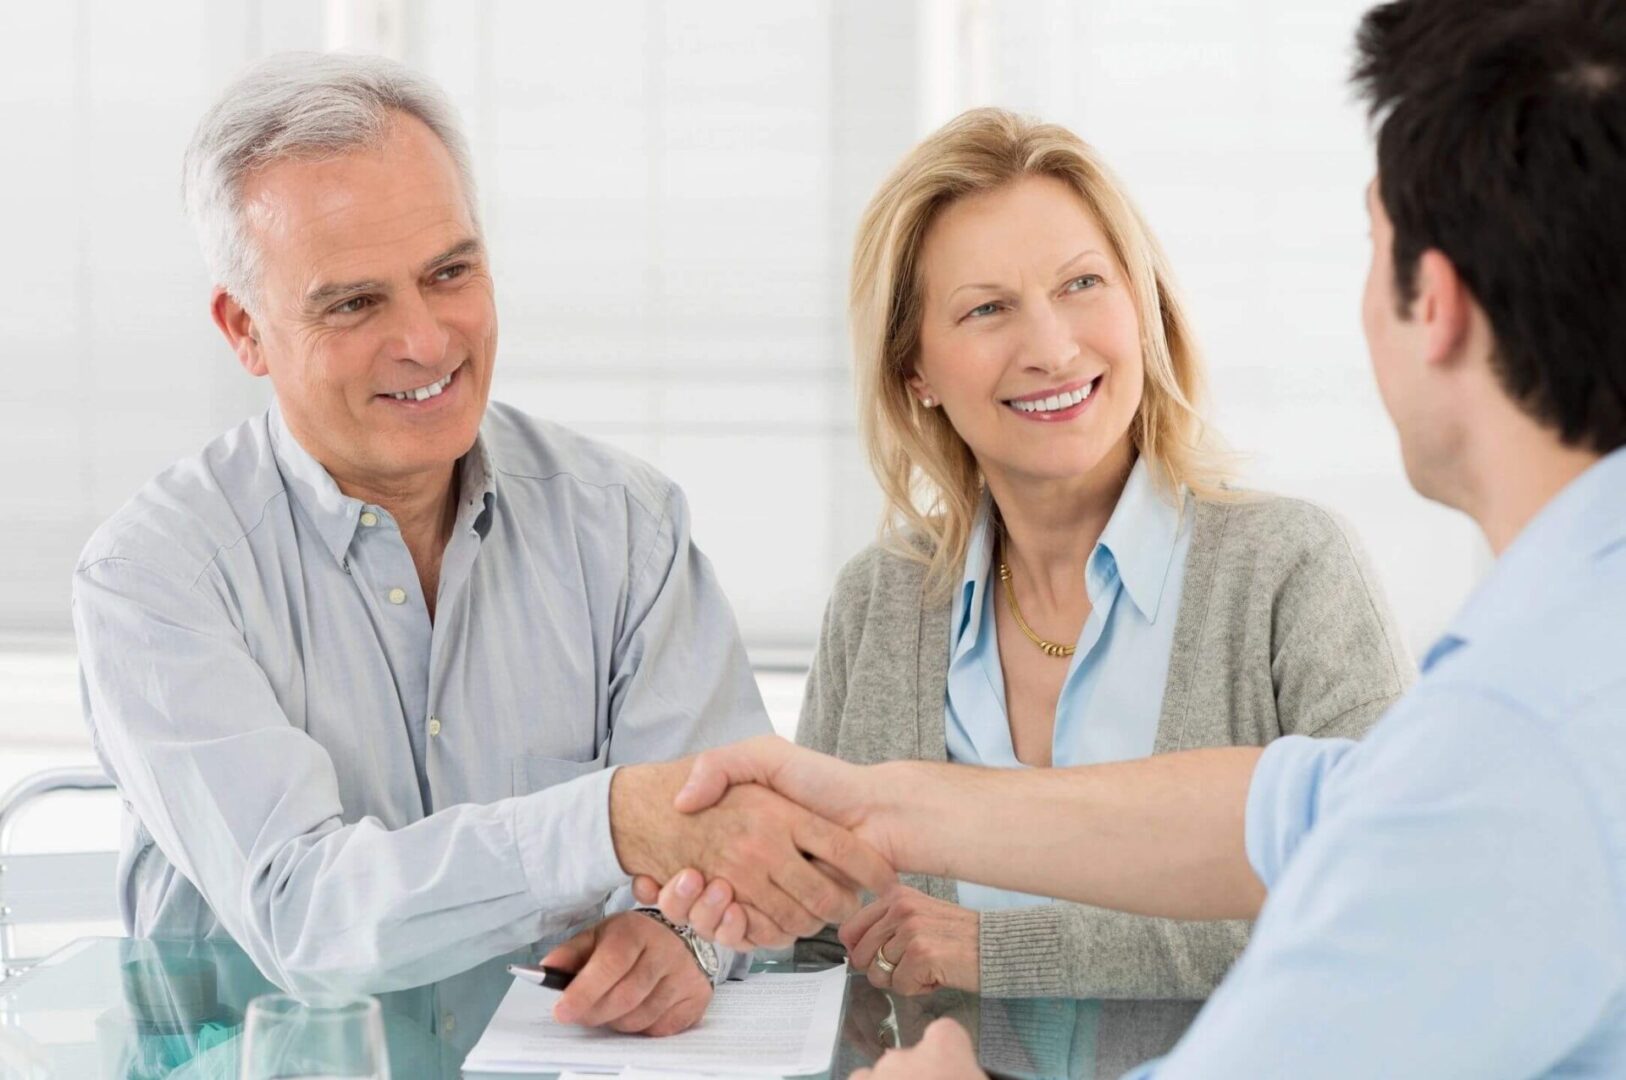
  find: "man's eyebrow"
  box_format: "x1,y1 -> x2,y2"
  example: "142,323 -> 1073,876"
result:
423,237 -> 484,273
305,276 -> 386,313
303,238 -> 485,314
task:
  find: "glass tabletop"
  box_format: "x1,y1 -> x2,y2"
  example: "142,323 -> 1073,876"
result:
0,938 -> 1201,1079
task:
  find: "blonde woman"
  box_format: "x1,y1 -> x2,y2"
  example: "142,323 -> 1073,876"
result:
642,108 -> 1413,1000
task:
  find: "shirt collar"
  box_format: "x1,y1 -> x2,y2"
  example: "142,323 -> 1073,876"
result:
954,457 -> 1186,649
459,435 -> 499,539
269,403 -> 500,568
1095,457 -> 1186,622
1422,445 -> 1626,672
269,404 -> 364,567
955,491 -> 999,653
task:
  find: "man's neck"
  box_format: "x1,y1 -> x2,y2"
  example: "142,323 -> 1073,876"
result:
335,463 -> 461,616
336,466 -> 455,539
1457,404 -> 1600,556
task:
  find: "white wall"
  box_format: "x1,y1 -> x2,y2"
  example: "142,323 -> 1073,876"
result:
0,0 -> 907,655
0,0 -> 1485,667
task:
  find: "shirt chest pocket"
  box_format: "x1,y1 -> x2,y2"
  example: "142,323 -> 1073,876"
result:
511,743 -> 610,797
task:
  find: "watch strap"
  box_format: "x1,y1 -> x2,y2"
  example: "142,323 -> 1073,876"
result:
633,907 -> 721,980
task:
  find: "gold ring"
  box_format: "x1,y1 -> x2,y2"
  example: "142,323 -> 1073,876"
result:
873,944 -> 898,974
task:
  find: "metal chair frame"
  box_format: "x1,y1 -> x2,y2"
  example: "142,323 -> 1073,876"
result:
0,766 -> 120,980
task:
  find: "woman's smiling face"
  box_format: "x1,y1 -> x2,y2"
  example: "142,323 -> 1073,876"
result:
912,174 -> 1144,489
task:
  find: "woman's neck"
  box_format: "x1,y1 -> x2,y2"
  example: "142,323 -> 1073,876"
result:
984,442 -> 1136,609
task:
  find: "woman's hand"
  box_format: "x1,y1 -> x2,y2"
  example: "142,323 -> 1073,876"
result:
841,885 -> 980,996
632,867 -> 756,951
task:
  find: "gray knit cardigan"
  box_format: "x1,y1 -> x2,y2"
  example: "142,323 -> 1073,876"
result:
796,493 -> 1416,999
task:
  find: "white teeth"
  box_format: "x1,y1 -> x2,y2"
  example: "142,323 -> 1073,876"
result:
1009,381 -> 1096,413
389,369 -> 455,401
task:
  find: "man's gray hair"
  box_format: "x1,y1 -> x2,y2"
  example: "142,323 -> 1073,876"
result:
182,52 -> 480,312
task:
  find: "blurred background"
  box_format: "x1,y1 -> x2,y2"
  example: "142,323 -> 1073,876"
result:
0,0 -> 1487,848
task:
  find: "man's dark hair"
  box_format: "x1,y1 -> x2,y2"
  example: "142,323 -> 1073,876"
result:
1354,0 -> 1626,453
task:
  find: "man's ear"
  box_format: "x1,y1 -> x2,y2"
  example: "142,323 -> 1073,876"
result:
1411,249 -> 1473,372
210,287 -> 269,377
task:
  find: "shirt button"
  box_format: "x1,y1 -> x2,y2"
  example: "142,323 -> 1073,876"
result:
428,717 -> 442,737
387,587 -> 407,605
441,1011 -> 456,1035
360,511 -> 378,527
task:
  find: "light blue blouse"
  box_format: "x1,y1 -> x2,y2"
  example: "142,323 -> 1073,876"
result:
946,458 -> 1193,910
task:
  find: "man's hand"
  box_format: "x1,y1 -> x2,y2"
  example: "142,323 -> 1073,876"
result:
852,1017 -> 984,1080
610,755 -> 895,946
540,912 -> 713,1037
840,885 -> 979,996
670,737 -> 895,860
626,737 -> 901,950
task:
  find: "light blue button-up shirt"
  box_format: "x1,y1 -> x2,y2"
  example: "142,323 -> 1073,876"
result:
72,402 -> 769,1002
947,459 -> 1192,910
1127,447 -> 1626,1078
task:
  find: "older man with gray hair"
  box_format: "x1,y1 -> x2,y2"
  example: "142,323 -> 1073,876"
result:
71,52 -> 890,1039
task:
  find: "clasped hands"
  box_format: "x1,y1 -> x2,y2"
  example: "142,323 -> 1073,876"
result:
541,742 -> 897,1039
561,740 -> 984,1075
616,736 -> 979,997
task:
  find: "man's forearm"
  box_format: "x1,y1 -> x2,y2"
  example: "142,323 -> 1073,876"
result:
609,760 -> 689,880
871,748 -> 1267,921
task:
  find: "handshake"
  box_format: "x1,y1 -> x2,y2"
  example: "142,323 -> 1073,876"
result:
598,733 -> 1257,1075
612,735 -> 990,1078
609,735 -> 909,952
611,733 -> 1263,953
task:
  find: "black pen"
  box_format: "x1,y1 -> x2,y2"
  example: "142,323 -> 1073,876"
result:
507,963 -> 575,990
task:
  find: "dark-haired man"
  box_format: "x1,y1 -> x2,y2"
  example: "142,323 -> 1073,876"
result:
640,1 -> 1626,1074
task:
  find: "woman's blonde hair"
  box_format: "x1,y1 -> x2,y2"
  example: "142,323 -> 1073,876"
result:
851,107 -> 1233,594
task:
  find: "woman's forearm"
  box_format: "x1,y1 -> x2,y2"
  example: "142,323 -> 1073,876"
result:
874,748 -> 1267,921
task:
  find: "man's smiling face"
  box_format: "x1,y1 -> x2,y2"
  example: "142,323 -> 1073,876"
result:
233,112 -> 496,490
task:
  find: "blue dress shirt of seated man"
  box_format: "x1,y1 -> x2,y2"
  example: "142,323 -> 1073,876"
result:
1125,446 -> 1626,1078
71,400 -> 770,997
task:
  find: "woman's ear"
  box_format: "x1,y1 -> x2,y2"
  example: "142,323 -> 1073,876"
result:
906,371 -> 937,408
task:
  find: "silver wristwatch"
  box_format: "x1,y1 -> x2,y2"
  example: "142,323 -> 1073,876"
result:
635,908 -> 721,981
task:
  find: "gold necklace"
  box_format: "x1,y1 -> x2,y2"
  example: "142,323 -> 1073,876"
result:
997,560 -> 1077,658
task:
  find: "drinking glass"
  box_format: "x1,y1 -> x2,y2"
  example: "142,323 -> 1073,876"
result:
240,993 -> 390,1079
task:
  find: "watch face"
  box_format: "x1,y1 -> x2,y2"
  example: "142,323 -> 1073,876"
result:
691,935 -> 720,977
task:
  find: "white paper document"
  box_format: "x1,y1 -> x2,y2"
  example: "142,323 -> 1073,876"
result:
462,964 -> 848,1077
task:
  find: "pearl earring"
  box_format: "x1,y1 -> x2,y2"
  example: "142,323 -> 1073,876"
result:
921,396 -> 935,408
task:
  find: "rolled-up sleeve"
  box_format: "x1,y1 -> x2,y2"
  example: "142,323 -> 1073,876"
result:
1242,734 -> 1357,890
75,555 -> 629,996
